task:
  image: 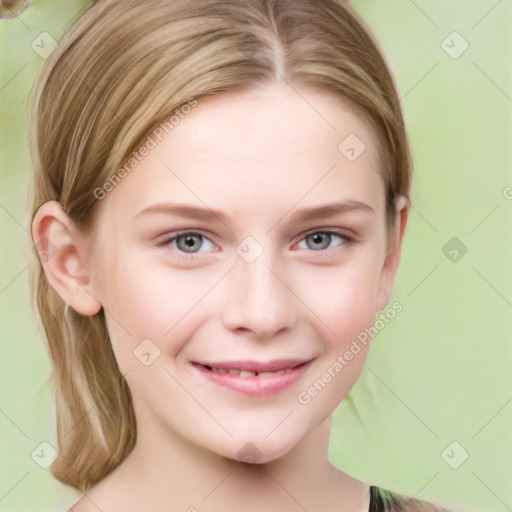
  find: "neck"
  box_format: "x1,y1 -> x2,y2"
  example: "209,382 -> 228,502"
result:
88,414 -> 369,511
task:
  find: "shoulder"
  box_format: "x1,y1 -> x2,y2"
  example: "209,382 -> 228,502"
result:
65,497 -> 97,512
369,486 -> 451,512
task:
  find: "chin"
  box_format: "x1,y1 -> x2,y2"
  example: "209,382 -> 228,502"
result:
219,432 -> 302,465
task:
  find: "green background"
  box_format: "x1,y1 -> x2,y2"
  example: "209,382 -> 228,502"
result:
0,1 -> 510,511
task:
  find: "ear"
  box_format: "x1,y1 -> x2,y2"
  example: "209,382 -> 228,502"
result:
376,195 -> 409,311
31,200 -> 102,316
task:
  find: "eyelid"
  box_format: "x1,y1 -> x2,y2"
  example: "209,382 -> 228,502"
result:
156,228 -> 216,243
156,226 -> 356,257
290,228 -> 355,254
292,226 -> 355,243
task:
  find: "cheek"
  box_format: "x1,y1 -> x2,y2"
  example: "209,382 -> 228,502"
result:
294,260 -> 381,414
301,251 -> 383,347
100,257 -> 222,366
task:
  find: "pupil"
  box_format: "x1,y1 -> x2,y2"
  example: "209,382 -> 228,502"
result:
309,233 -> 329,250
180,235 -> 200,252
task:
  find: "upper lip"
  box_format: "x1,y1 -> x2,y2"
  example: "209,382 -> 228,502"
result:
192,358 -> 312,373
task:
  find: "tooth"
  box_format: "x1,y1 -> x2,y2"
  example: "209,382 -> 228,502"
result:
228,369 -> 241,375
239,370 -> 256,378
258,371 -> 274,378
212,367 -> 228,373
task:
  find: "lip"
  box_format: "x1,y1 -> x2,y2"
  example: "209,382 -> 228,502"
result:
191,358 -> 313,397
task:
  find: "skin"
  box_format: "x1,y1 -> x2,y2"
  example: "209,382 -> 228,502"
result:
33,82 -> 408,511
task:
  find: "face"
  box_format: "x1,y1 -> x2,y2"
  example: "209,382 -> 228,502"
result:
85,83 -> 397,464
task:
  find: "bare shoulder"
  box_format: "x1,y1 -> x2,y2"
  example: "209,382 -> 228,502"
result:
66,495 -> 116,512
66,466 -> 130,511
66,497 -> 90,512
65,490 -> 108,512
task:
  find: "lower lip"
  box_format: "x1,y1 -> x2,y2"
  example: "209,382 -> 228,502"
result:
192,361 -> 312,397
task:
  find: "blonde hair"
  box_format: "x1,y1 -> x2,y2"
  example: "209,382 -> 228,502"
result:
29,0 -> 412,491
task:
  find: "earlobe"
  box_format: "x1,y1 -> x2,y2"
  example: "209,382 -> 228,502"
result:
31,200 -> 102,316
376,195 -> 409,311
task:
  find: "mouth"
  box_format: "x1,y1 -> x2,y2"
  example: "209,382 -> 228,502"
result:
191,359 -> 313,396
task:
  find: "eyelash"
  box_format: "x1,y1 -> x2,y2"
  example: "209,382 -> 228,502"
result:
156,228 -> 355,261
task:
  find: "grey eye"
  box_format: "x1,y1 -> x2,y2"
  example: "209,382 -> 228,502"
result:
305,232 -> 333,250
176,234 -> 204,253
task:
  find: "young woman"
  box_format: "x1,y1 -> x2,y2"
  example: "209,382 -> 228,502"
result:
29,1 -> 448,510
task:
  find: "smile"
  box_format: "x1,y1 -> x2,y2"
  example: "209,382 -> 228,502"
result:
206,366 -> 286,378
191,359 -> 313,396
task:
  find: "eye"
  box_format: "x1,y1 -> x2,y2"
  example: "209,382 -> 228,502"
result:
296,229 -> 353,252
157,231 -> 217,259
156,228 -> 354,260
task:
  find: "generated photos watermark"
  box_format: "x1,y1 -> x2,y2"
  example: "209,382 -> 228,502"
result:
93,97 -> 198,200
297,300 -> 403,405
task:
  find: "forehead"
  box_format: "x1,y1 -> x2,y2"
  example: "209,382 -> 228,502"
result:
97,83 -> 385,224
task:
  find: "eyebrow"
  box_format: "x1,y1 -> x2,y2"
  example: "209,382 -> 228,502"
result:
133,200 -> 374,226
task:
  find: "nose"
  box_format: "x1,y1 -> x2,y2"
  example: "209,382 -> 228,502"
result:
220,250 -> 297,339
